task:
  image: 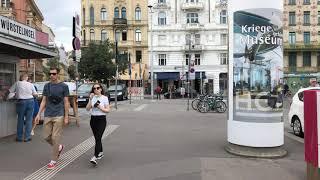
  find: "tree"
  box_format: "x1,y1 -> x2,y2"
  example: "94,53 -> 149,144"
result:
68,64 -> 76,80
79,40 -> 129,83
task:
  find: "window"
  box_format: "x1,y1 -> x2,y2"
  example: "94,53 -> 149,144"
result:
195,54 -> 201,65
101,8 -> 107,21
135,7 -> 141,20
115,30 -> 120,41
289,52 -> 297,67
1,0 -> 10,7
101,29 -> 107,41
220,10 -> 227,24
195,34 -> 200,45
158,0 -> 166,3
185,34 -> 191,45
220,34 -> 227,45
304,32 -> 310,44
303,52 -> 311,66
26,20 -> 30,25
318,11 -> 320,25
83,8 -> 85,25
90,6 -> 94,26
135,29 -> 141,42
288,0 -> 296,5
158,54 -> 166,66
185,54 -> 190,65
90,29 -> 95,41
114,7 -> 119,18
289,12 -> 296,26
121,7 -> 126,19
83,30 -> 86,43
304,11 -> 310,25
158,12 -> 166,25
303,0 -> 310,4
122,30 -> 127,41
136,51 -> 142,63
220,53 -> 228,65
187,13 -> 199,23
289,32 -> 296,44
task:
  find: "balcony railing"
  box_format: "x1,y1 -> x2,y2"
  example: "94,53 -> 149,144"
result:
184,44 -> 203,51
185,23 -> 201,31
113,18 -> 127,25
154,2 -> 170,9
181,2 -> 204,11
284,43 -> 320,51
216,0 -> 227,7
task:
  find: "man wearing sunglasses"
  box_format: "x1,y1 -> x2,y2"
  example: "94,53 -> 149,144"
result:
35,66 -> 69,170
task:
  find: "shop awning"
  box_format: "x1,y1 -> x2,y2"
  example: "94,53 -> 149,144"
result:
155,72 -> 180,80
119,63 -> 148,80
0,33 -> 57,59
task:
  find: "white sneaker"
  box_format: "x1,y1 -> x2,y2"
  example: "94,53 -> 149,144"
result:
90,156 -> 97,165
97,152 -> 104,159
31,130 -> 34,136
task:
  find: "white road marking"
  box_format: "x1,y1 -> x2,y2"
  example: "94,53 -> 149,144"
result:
134,104 -> 147,111
24,125 -> 119,180
284,131 -> 304,144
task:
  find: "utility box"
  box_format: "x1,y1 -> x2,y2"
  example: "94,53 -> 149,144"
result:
304,90 -> 320,180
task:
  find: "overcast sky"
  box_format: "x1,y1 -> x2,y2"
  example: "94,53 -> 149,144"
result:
36,0 -> 80,51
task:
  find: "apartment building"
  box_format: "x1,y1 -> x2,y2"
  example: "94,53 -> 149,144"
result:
148,0 -> 228,94
283,0 -> 320,92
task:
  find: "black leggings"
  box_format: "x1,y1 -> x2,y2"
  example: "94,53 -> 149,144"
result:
90,115 -> 107,157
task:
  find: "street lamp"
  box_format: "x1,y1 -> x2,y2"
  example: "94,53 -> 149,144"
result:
148,5 -> 154,99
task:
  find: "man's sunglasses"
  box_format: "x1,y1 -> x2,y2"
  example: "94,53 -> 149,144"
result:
49,73 -> 57,76
93,87 -> 101,90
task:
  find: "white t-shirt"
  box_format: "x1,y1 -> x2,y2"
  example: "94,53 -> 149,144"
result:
10,80 -> 37,99
90,95 -> 109,116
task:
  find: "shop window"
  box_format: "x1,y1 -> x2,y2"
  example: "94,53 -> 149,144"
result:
0,63 -> 16,101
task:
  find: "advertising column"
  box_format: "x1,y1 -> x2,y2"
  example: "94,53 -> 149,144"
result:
227,0 -> 286,157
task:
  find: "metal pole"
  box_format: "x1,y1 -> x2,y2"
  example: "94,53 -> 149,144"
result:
187,36 -> 191,111
149,6 -> 154,100
33,60 -> 36,82
115,41 -> 118,109
200,72 -> 203,94
129,52 -> 132,104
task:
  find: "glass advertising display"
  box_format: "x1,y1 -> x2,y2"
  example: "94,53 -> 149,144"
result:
233,8 -> 283,123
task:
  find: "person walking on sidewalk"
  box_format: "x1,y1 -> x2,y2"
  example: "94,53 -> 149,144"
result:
155,85 -> 162,100
9,74 -> 37,142
35,67 -> 69,170
86,83 -> 110,165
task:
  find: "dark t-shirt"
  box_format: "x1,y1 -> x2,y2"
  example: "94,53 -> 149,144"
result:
43,82 -> 69,117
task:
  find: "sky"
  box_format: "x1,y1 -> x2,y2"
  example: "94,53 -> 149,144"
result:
36,0 -> 80,51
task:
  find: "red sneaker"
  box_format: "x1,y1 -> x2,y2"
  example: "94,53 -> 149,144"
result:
47,161 -> 56,170
58,144 -> 64,158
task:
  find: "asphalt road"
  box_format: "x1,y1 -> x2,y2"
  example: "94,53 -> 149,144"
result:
0,98 -> 305,180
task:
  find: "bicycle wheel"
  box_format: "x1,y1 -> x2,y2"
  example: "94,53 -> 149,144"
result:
216,101 -> 227,113
191,99 -> 200,110
197,101 -> 209,113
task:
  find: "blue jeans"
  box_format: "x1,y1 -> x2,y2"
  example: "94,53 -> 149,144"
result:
16,99 -> 34,141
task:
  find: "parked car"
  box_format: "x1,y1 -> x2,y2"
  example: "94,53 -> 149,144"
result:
163,88 -> 198,99
77,83 -> 109,107
107,84 -> 128,101
288,87 -> 320,137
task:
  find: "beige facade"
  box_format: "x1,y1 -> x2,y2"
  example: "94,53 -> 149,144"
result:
81,0 -> 149,81
283,0 -> 320,74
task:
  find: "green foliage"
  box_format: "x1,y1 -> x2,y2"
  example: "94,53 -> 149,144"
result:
68,64 -> 76,80
79,40 -> 129,83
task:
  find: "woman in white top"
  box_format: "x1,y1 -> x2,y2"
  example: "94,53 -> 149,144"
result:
86,83 -> 110,165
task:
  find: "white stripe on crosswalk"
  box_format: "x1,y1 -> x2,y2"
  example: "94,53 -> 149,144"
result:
134,104 -> 147,111
24,125 -> 119,180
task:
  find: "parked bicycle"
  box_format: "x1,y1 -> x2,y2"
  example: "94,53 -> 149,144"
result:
197,95 -> 227,113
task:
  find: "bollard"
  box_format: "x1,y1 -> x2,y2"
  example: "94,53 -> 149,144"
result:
304,90 -> 320,180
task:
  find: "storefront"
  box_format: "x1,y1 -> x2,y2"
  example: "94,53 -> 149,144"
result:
0,15 -> 56,138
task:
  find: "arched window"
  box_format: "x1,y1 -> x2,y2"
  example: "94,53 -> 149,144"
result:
90,6 -> 94,25
101,8 -> 107,21
114,7 -> 119,18
83,30 -> 86,44
121,7 -> 126,19
101,29 -> 107,41
135,7 -> 141,20
135,29 -> 141,42
90,29 -> 95,41
158,12 -> 166,25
